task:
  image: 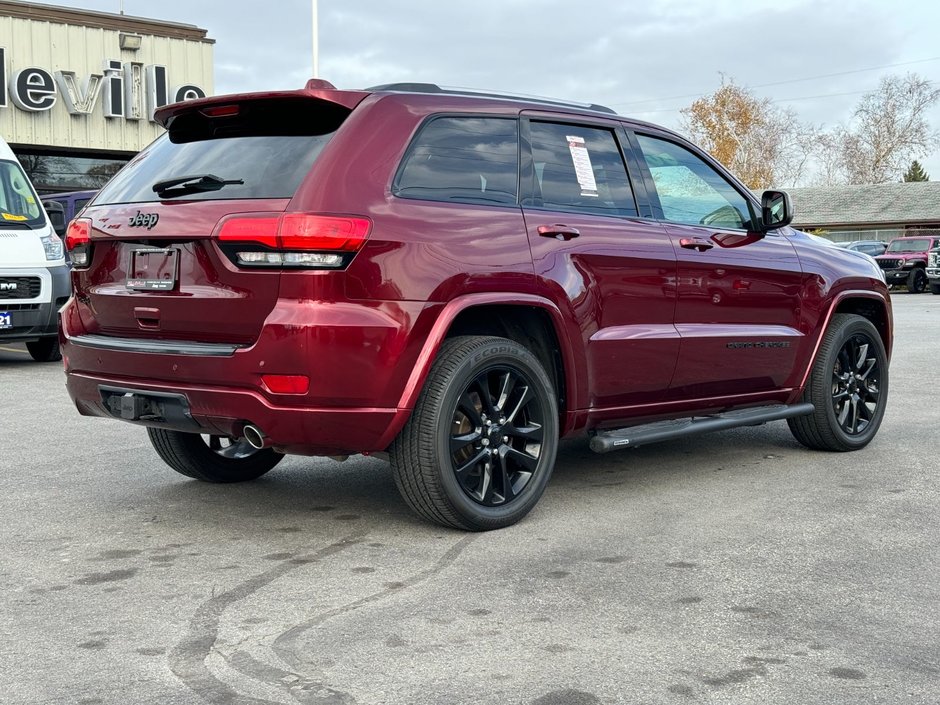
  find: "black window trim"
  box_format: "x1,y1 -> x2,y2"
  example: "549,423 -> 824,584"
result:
390,112 -> 523,210
625,127 -> 765,234
519,112 -> 650,221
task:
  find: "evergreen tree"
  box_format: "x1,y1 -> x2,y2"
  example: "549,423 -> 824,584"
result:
903,160 -> 929,182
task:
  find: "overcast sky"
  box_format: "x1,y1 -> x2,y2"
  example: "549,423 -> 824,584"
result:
46,0 -> 940,183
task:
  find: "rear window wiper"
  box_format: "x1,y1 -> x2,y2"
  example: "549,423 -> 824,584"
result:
153,173 -> 244,198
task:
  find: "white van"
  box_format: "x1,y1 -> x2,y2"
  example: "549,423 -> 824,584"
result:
0,137 -> 69,361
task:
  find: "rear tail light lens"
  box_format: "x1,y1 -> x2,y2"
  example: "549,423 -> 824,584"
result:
217,213 -> 371,269
65,218 -> 92,267
278,214 -> 370,251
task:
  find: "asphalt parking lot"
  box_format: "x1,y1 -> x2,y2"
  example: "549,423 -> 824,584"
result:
1,293 -> 938,705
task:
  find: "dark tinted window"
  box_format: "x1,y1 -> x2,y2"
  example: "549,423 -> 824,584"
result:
636,134 -> 753,229
395,117 -> 518,205
95,99 -> 347,205
529,122 -> 637,217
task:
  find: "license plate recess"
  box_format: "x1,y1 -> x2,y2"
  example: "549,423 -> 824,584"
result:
127,248 -> 178,290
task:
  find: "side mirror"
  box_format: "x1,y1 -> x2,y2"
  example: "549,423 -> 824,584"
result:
759,190 -> 793,232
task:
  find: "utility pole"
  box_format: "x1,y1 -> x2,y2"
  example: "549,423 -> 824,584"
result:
311,0 -> 319,78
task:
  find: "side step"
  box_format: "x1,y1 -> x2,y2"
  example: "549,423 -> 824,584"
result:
589,403 -> 815,454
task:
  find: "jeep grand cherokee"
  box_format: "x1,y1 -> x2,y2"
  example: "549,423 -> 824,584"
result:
60,80 -> 892,530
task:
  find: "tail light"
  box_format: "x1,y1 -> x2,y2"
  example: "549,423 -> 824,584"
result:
65,218 -> 92,267
217,214 -> 371,269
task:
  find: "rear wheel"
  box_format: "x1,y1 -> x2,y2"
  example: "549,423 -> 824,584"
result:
788,314 -> 888,451
26,337 -> 61,362
930,283 -> 940,295
147,428 -> 283,482
907,267 -> 927,293
390,336 -> 559,531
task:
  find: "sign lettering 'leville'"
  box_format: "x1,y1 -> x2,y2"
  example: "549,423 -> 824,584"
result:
0,47 -> 206,123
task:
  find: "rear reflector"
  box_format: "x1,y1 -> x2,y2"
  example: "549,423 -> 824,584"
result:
261,374 -> 309,394
218,214 -> 371,252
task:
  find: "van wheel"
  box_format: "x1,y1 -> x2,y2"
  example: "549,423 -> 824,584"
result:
907,268 -> 927,293
788,314 -> 888,452
390,336 -> 559,531
147,428 -> 283,482
26,337 -> 61,362
930,283 -> 940,295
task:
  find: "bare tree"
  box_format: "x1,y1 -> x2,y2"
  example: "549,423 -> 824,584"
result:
680,77 -> 808,189
839,73 -> 940,184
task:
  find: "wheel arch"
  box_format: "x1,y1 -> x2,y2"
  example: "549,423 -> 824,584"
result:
794,290 -> 893,397
394,294 -> 585,434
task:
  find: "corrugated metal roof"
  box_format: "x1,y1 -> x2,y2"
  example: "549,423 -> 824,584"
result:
787,182 -> 940,227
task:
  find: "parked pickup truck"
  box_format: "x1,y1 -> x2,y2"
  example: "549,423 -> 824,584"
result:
874,236 -> 940,293
928,243 -> 940,294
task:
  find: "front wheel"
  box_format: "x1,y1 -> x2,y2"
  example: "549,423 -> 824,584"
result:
788,314 -> 888,451
26,337 -> 61,362
147,428 -> 283,482
390,336 -> 559,531
907,267 -> 927,293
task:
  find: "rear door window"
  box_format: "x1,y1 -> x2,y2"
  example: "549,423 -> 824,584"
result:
94,99 -> 348,205
527,122 -> 638,217
394,117 -> 519,205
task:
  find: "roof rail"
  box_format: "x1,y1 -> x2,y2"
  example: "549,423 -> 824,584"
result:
364,82 -> 617,115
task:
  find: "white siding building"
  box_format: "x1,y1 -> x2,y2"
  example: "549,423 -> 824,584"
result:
0,1 -> 213,192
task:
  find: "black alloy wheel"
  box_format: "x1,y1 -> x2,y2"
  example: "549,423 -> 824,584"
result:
449,367 -> 545,507
830,333 -> 882,435
789,313 -> 888,452
390,335 -> 559,531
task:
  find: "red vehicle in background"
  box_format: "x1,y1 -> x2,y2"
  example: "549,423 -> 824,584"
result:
874,235 -> 940,293
60,80 -> 892,530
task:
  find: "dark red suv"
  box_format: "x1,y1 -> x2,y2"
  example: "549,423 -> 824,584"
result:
61,80 -> 892,530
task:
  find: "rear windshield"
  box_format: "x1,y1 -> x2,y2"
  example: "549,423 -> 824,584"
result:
0,160 -> 45,228
94,98 -> 348,205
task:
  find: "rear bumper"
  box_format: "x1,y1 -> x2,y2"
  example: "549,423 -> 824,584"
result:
60,296 -> 435,455
66,370 -> 409,455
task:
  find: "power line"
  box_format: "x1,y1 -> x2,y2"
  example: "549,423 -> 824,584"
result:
610,55 -> 940,108
632,88 -> 876,115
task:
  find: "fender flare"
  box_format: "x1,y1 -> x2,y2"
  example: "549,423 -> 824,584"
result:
793,289 -> 893,397
394,292 -> 586,419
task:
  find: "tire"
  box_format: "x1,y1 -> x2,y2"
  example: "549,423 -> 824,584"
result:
907,267 -> 927,293
26,337 -> 61,362
390,336 -> 559,531
147,428 -> 283,483
788,314 -> 888,452
930,283 -> 940,295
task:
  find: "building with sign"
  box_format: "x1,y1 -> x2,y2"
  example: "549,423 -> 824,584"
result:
0,1 -> 213,193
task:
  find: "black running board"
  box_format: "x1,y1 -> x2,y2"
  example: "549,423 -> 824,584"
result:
589,403 -> 815,454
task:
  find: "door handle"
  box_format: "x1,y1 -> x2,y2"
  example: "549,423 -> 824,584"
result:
537,224 -> 581,241
679,237 -> 714,252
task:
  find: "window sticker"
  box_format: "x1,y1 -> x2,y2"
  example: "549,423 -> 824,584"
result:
2,212 -> 28,221
566,135 -> 598,197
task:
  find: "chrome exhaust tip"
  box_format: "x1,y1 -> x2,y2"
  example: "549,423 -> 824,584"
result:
243,424 -> 267,450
